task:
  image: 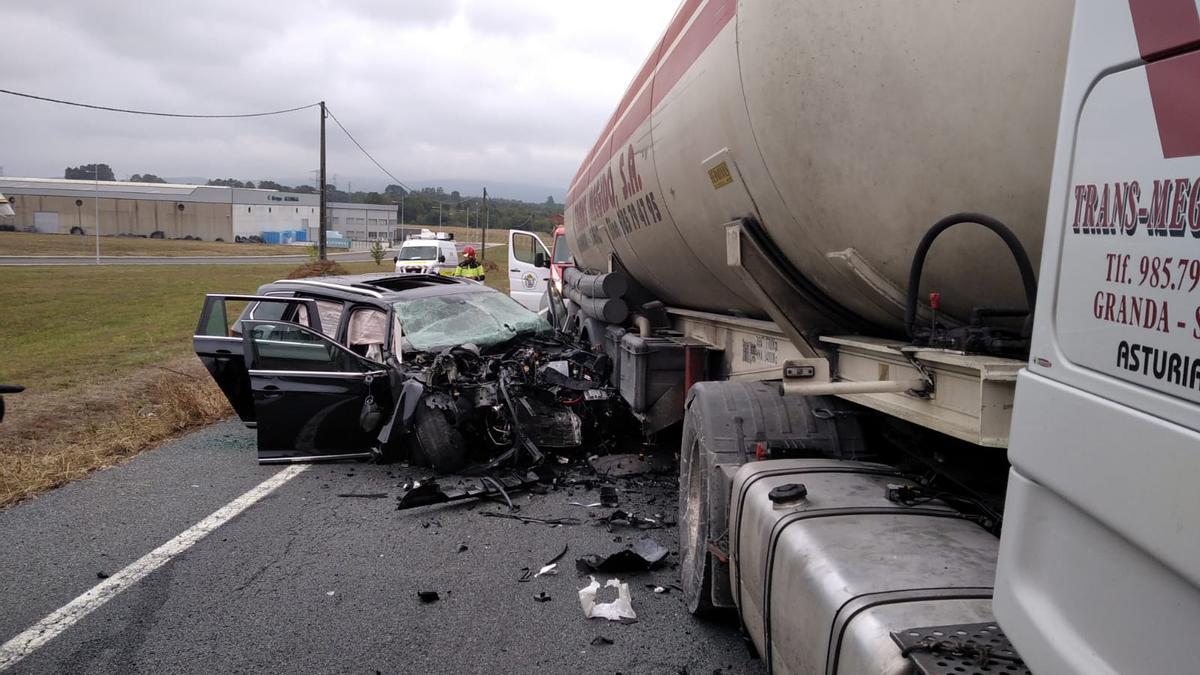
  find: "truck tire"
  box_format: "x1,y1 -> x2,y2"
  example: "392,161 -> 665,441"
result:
679,381 -> 866,616
407,405 -> 466,473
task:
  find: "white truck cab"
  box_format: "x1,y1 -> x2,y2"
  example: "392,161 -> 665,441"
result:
394,230 -> 458,275
995,1 -> 1200,672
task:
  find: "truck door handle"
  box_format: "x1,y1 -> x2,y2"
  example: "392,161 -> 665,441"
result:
510,268 -> 520,272
263,385 -> 280,391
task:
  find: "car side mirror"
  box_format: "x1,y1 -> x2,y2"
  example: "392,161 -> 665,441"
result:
438,255 -> 446,263
535,252 -> 548,268
392,256 -> 398,263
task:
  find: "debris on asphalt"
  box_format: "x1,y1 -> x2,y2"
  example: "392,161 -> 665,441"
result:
590,636 -> 615,646
533,563 -> 558,578
568,501 -> 602,507
534,591 -> 552,602
599,486 -> 619,507
417,591 -> 441,603
481,511 -> 582,526
96,571 -> 109,579
590,452 -> 675,477
457,544 -> 469,553
546,543 -> 569,565
599,509 -> 661,530
396,472 -> 540,510
576,537 -> 669,573
336,493 -> 388,498
578,577 -> 636,621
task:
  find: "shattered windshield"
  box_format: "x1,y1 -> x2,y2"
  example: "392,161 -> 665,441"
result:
399,245 -> 438,261
394,291 -> 550,351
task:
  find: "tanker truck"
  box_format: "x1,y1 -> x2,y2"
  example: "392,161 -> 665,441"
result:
541,0 -> 1200,672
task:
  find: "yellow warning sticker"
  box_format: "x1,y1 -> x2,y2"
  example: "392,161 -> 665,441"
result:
707,161 -> 733,189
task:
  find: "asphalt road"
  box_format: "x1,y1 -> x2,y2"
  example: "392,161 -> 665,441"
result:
0,420 -> 762,674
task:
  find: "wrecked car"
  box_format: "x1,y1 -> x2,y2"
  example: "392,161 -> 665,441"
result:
192,273 -> 628,470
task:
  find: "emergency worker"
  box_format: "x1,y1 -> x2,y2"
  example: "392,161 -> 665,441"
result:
443,245 -> 485,281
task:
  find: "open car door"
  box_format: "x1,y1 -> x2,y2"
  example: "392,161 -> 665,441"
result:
508,229 -> 551,310
240,319 -> 392,463
193,294 -> 321,426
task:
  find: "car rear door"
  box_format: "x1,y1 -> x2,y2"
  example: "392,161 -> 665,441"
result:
241,319 -> 391,463
193,294 -> 320,425
509,229 -> 551,310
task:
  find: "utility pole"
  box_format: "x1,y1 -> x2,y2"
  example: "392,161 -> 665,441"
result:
94,164 -> 100,264
437,202 -> 442,228
318,101 -> 327,260
481,187 -> 488,262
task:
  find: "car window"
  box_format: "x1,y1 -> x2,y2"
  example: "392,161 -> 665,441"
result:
393,291 -> 550,351
399,245 -> 438,261
552,234 -> 572,264
246,322 -> 375,372
513,233 -> 538,264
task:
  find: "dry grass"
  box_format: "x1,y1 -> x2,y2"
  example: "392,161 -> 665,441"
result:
0,357 -> 231,508
0,231 -> 300,257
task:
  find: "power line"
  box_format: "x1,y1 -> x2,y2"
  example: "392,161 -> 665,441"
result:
323,106 -> 412,193
0,88 -> 320,118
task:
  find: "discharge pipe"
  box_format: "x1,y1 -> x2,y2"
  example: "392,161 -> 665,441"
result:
565,285 -> 628,323
563,267 -> 628,299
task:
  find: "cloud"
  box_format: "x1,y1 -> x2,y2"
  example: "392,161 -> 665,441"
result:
0,0 -> 678,197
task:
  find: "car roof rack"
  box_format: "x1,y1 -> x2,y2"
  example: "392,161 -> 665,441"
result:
277,279 -> 385,298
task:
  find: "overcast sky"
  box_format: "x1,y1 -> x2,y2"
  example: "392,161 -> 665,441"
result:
0,1 -> 678,199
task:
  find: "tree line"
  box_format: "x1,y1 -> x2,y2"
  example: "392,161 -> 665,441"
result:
63,164 -> 564,234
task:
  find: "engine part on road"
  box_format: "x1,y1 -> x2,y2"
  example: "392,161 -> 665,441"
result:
395,472 -> 540,510
576,537 -> 668,573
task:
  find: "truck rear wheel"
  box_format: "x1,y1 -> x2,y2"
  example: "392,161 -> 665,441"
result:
680,428 -> 716,614
678,381 -> 867,616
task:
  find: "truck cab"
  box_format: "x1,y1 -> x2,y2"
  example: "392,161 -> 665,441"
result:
994,2 -> 1200,672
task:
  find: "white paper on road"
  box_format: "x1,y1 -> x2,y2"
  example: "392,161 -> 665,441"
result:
578,576 -> 636,621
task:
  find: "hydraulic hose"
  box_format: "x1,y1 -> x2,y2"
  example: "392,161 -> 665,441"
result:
904,213 -> 1038,340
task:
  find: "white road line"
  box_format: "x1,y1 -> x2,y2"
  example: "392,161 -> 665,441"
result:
0,464 -> 308,671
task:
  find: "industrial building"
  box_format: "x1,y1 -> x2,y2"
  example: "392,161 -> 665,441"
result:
0,177 -> 409,244
327,202 -> 398,241
0,177 -> 318,242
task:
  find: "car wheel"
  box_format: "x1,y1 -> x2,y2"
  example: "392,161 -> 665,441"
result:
407,405 -> 467,473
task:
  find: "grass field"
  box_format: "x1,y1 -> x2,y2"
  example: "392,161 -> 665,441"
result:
0,231 -> 304,257
0,258 -> 515,506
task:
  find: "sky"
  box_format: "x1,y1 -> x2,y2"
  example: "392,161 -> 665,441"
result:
0,0 -> 679,200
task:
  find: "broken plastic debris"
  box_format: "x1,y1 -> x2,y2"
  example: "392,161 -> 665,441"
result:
599,486 -> 619,508
576,537 -> 669,573
534,591 -> 552,602
417,591 -> 440,603
590,636 -> 614,646
578,577 -> 636,621
533,563 -> 557,578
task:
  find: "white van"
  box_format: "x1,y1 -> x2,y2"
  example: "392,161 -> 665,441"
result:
393,236 -> 458,275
